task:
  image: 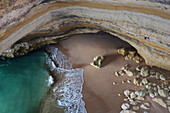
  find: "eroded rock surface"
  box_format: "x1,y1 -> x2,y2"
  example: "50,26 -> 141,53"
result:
0,0 -> 170,70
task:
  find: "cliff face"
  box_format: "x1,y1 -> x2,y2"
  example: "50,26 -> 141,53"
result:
0,0 -> 44,29
0,0 -> 170,70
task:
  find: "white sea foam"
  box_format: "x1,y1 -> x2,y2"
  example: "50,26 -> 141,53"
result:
48,76 -> 54,86
46,46 -> 72,69
46,57 -> 56,71
45,46 -> 87,113
53,68 -> 86,113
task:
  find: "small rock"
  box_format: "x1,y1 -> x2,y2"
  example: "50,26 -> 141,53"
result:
144,103 -> 150,107
155,72 -> 160,79
133,55 -> 142,63
130,92 -> 136,99
145,85 -> 152,90
124,90 -> 131,97
136,100 -> 142,103
161,83 -> 166,88
136,66 -> 141,71
128,98 -> 133,102
124,98 -> 128,101
166,100 -> 170,105
147,89 -> 152,93
159,74 -> 166,80
154,92 -> 158,96
122,81 -> 125,84
150,70 -> 156,76
121,103 -> 130,110
136,96 -> 145,100
119,70 -> 125,76
118,48 -> 128,56
142,78 -> 149,85
148,83 -> 152,86
128,51 -> 136,58
133,78 -> 141,86
121,64 -> 129,70
143,111 -> 148,113
168,97 -> 170,100
135,88 -> 147,97
149,92 -> 155,98
153,87 -> 157,91
157,85 -> 161,90
113,82 -> 116,85
132,106 -> 139,111
125,69 -> 135,77
137,75 -> 141,78
139,82 -> 143,86
125,54 -> 133,60
158,89 -> 169,97
115,71 -> 119,76
152,98 -> 167,108
164,88 -> 168,90
130,101 -> 137,105
127,80 -> 131,83
140,66 -> 149,77
152,83 -> 157,86
120,110 -> 136,113
118,93 -> 121,96
140,104 -> 149,110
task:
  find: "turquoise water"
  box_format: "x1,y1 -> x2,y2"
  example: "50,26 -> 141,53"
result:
0,50 -> 50,113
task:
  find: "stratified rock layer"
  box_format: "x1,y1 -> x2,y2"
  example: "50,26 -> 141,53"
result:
0,0 -> 170,70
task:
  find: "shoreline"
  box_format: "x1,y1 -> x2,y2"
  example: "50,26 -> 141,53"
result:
40,46 -> 86,113
54,33 -> 169,113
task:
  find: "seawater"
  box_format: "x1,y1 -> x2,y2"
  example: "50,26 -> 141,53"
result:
0,50 -> 51,113
0,46 -> 87,113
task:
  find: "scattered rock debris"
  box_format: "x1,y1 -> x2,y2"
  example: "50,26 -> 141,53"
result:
140,104 -> 149,110
120,110 -> 136,113
118,93 -> 121,96
115,71 -> 120,76
113,82 -> 116,85
117,48 -> 143,63
124,90 -> 131,97
127,80 -> 131,83
132,106 -> 139,111
116,48 -> 169,112
158,89 -> 169,97
114,63 -> 169,113
152,98 -> 167,108
121,103 -> 130,110
122,81 -> 125,84
125,69 -> 135,77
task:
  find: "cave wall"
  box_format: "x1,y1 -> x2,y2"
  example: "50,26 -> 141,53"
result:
0,0 -> 170,70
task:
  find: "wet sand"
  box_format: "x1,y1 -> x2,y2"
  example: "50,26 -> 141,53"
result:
54,32 -> 169,113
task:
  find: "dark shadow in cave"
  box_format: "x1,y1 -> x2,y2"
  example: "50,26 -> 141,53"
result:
102,54 -> 119,67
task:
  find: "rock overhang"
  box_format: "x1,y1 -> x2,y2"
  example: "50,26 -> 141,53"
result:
0,0 -> 170,70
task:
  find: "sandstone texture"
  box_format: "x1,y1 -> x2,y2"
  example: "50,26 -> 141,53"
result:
0,0 -> 170,70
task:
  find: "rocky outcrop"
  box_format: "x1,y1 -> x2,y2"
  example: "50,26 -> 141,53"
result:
0,0 -> 170,70
0,0 -> 44,29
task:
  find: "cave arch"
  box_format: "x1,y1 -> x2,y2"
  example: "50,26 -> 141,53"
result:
0,2 -> 170,70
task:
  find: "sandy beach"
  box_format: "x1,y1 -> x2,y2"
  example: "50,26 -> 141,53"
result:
54,32 -> 169,113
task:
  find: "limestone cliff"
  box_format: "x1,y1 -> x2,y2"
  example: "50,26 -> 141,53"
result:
0,0 -> 169,70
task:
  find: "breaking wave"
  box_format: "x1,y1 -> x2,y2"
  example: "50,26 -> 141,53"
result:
45,46 -> 87,113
